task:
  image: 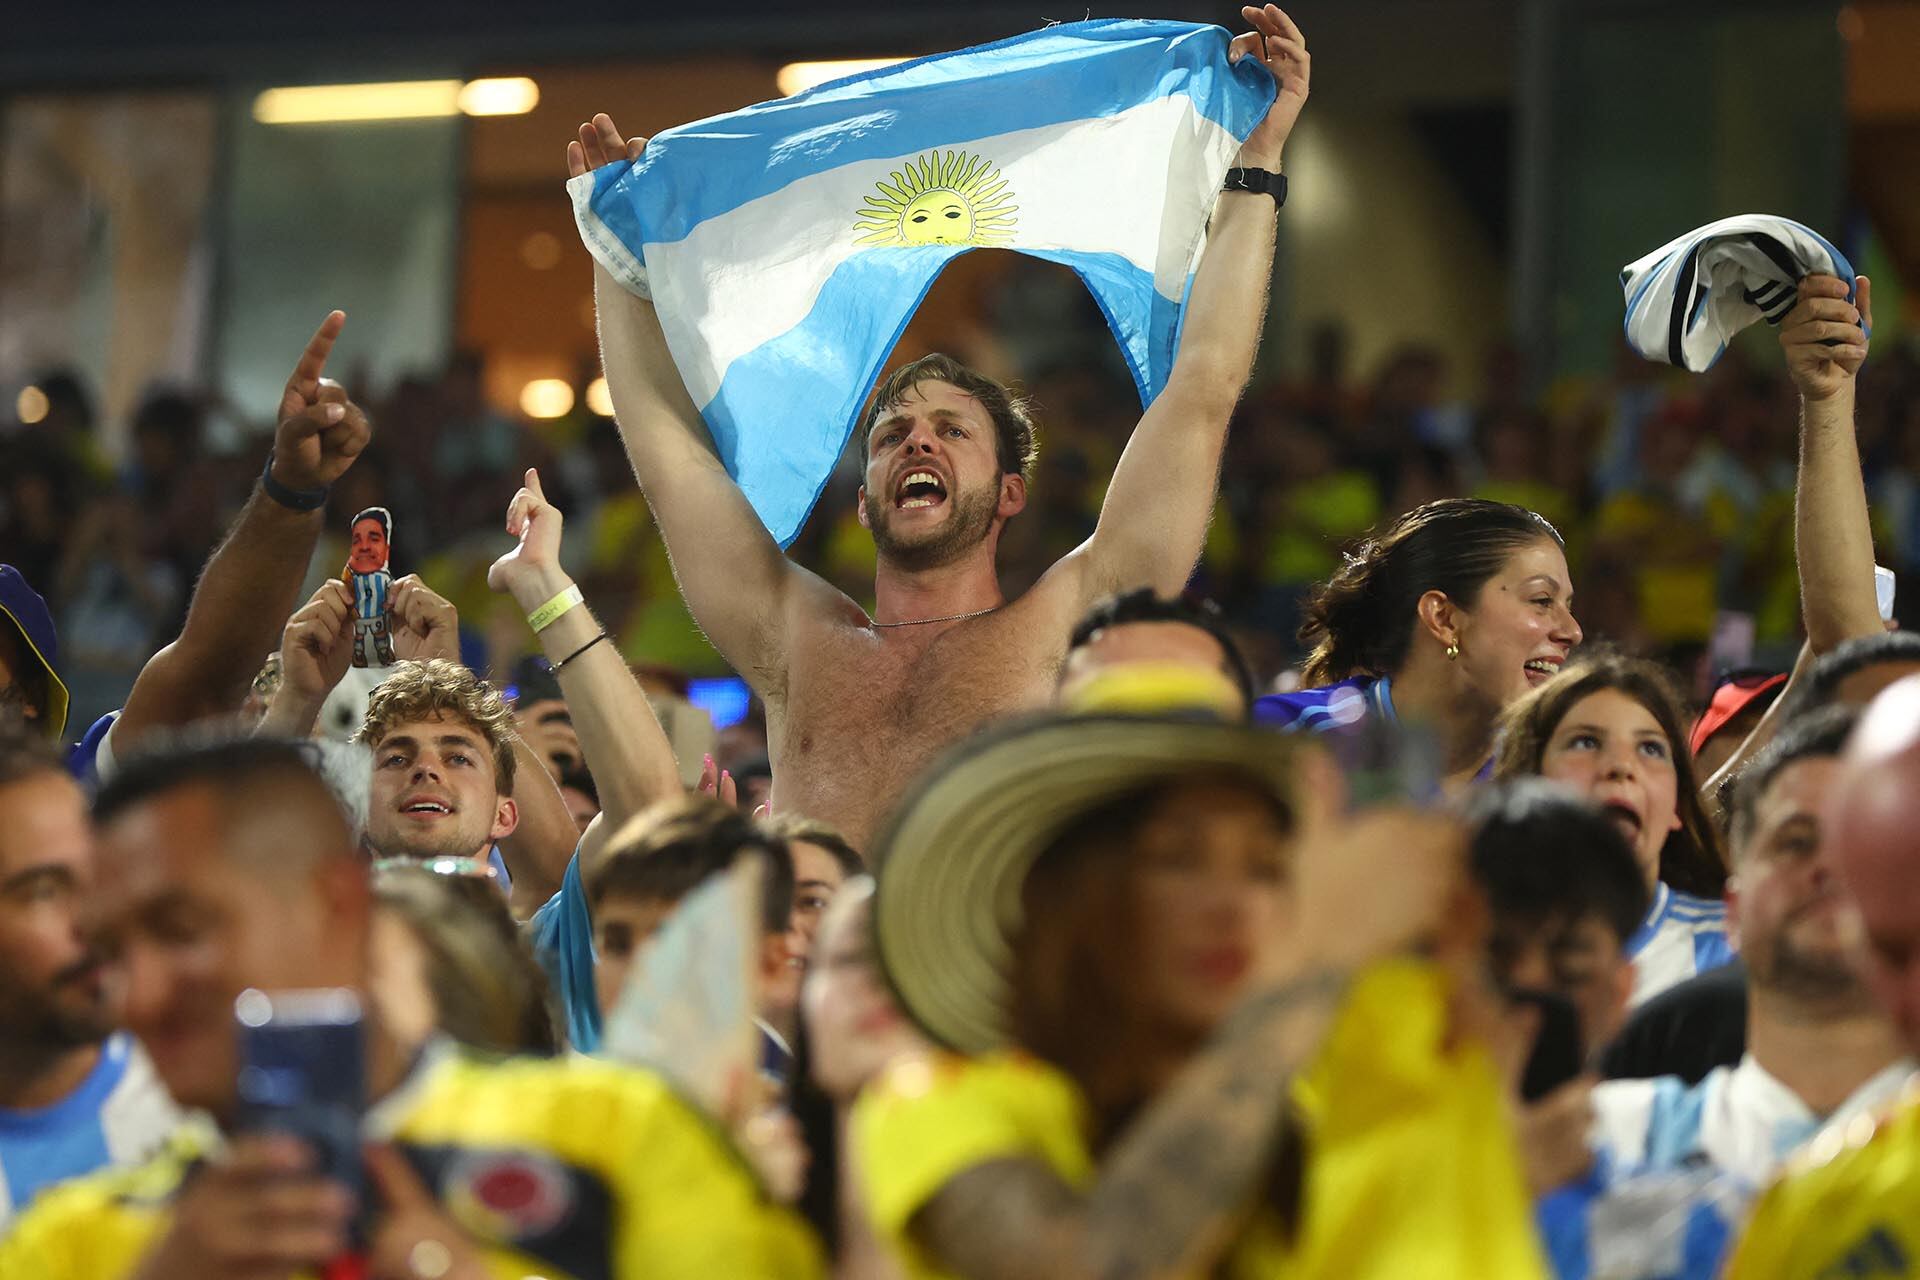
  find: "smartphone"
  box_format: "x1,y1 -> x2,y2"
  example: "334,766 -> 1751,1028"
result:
1508,986 -> 1585,1102
234,988 -> 367,1201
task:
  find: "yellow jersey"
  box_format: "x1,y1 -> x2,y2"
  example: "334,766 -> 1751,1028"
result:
852,959 -> 1548,1280
0,1047 -> 824,1280
1724,1085 -> 1920,1279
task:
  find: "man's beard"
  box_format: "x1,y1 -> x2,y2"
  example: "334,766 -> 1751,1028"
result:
369,815 -> 492,862
864,483 -> 999,571
0,966 -> 116,1052
1751,901 -> 1869,1005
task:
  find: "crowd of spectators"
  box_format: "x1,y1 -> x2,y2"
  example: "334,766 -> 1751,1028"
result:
12,271 -> 1920,736
3,8 -> 1920,1278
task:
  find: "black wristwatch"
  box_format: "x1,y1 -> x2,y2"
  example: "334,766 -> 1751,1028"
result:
260,451 -> 330,512
1223,167 -> 1287,207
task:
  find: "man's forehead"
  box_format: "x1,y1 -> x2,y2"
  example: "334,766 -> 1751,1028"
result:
877,380 -> 988,425
1757,756 -> 1838,822
95,790 -> 222,902
0,773 -> 90,877
374,715 -> 488,750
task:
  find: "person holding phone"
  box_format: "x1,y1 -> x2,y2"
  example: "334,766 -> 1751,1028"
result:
0,735 -> 823,1279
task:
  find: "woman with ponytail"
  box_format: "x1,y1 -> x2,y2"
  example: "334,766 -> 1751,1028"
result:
1256,498 -> 1582,786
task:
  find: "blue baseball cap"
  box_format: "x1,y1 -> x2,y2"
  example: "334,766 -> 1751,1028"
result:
0,565 -> 70,739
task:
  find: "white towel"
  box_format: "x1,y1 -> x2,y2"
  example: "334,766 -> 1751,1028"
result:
1621,214 -> 1863,372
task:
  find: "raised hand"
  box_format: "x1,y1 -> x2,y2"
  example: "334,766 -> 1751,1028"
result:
1781,274 -> 1871,402
566,113 -> 647,178
389,576 -> 460,663
697,752 -> 739,809
131,1134 -> 351,1280
271,311 -> 371,493
279,580 -> 356,707
487,467 -> 570,611
1231,5 -> 1311,169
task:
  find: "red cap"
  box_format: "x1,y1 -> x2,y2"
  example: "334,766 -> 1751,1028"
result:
1689,673 -> 1789,755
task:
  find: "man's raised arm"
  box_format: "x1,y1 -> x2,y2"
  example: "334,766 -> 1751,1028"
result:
1057,7 -> 1307,605
571,117 -> 800,685
488,467 -> 686,894
1784,274 -> 1882,652
114,313 -> 368,749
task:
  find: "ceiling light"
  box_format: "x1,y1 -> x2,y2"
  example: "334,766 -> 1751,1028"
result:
252,77 -> 541,125
776,59 -> 908,97
520,379 -> 575,419
16,385 -> 49,425
458,77 -> 541,117
585,377 -> 614,417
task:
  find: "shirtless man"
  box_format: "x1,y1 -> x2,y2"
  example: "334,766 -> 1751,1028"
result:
572,5 -> 1308,846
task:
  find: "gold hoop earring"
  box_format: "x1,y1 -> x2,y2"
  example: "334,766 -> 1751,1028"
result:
1445,642 -> 1460,662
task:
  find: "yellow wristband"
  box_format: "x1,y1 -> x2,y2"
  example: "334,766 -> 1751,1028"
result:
527,584 -> 584,633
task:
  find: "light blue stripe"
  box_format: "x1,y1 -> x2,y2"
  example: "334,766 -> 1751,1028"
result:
695,246 -> 959,545
1644,1075 -> 1710,1167
1621,244 -> 1681,340
595,19 -> 1274,247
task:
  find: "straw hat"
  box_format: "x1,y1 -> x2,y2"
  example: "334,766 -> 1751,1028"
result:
870,714 -> 1306,1054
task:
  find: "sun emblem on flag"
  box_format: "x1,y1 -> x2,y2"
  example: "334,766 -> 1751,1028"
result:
854,150 -> 1018,247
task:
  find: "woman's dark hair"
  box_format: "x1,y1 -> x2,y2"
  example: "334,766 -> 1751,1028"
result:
1491,649 -> 1727,898
373,865 -> 564,1056
1298,498 -> 1564,688
788,1014 -> 842,1257
1007,772 -> 1306,1233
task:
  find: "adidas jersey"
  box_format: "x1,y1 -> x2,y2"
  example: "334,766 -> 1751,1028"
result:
1725,1082 -> 1920,1279
0,1034 -> 179,1227
1628,883 -> 1734,1007
0,1043 -> 823,1279
1537,1056 -> 1915,1279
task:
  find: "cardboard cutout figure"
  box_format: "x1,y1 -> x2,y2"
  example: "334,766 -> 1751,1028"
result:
344,507 -> 395,668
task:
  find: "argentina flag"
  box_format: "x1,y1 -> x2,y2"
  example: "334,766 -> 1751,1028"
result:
568,18 -> 1276,546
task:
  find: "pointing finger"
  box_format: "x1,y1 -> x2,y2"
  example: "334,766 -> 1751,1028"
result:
525,467 -> 546,504
284,312 -> 346,405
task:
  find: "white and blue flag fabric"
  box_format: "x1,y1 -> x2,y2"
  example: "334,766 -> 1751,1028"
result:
1620,214 -> 1863,374
569,19 -> 1275,546
1536,1055 -> 1915,1280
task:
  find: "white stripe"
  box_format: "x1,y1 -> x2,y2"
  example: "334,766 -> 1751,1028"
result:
639,94 -> 1240,408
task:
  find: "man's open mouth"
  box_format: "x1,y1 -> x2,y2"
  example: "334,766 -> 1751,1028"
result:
895,470 -> 948,510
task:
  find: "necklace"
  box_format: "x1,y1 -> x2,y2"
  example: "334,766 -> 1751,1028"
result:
869,605 -> 1000,629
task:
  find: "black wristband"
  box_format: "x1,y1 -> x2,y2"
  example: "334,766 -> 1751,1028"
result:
260,451 -> 330,512
1223,167 -> 1287,207
552,631 -> 610,675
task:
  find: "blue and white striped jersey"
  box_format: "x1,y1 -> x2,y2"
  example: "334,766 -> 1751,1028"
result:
1628,883 -> 1734,1007
1537,1055 -> 1916,1280
0,1034 -> 180,1226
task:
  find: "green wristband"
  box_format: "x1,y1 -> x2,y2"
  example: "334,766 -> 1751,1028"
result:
527,584 -> 584,633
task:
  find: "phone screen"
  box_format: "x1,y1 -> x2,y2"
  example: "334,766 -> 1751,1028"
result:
234,989 -> 367,1200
